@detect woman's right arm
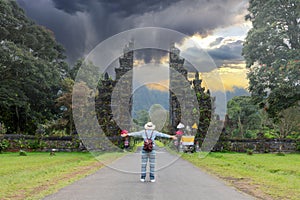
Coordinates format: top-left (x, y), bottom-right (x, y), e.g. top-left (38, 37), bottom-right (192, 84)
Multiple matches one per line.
top-left (127, 130), bottom-right (143, 137)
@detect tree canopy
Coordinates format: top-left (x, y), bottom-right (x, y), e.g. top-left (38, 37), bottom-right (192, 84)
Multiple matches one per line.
top-left (242, 0), bottom-right (300, 120)
top-left (0, 0), bottom-right (68, 134)
top-left (227, 96), bottom-right (261, 138)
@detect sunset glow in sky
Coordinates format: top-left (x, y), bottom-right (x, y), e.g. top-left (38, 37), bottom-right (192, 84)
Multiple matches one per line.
top-left (180, 20), bottom-right (252, 92)
top-left (17, 0), bottom-right (251, 93)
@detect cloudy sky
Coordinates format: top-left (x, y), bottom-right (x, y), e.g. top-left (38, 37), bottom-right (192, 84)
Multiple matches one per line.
top-left (16, 0), bottom-right (251, 93)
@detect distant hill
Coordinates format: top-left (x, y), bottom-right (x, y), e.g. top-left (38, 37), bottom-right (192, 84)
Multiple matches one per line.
top-left (226, 87), bottom-right (250, 101)
top-left (132, 86), bottom-right (169, 118)
top-left (212, 87), bottom-right (250, 119)
top-left (131, 86), bottom-right (250, 118)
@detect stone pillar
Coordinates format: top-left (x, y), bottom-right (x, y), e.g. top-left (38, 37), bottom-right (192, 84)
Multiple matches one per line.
top-left (169, 43), bottom-right (188, 133)
top-left (112, 41), bottom-right (134, 131)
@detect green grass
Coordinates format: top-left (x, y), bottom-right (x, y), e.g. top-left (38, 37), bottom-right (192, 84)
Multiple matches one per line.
top-left (182, 152), bottom-right (300, 200)
top-left (0, 152), bottom-right (124, 200)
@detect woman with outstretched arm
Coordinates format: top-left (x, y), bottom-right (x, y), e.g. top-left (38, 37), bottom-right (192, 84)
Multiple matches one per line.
top-left (121, 122), bottom-right (177, 182)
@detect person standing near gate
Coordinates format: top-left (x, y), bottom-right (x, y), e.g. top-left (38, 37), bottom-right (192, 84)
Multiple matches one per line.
top-left (175, 122), bottom-right (185, 151)
top-left (121, 122), bottom-right (176, 182)
top-left (121, 130), bottom-right (130, 151)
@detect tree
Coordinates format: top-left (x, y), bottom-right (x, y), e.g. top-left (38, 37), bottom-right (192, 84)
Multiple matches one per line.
top-left (149, 104), bottom-right (169, 132)
top-left (55, 78), bottom-right (75, 134)
top-left (54, 59), bottom-right (86, 135)
top-left (0, 0), bottom-right (68, 134)
top-left (242, 0), bottom-right (300, 120)
top-left (133, 110), bottom-right (150, 128)
top-left (227, 96), bottom-right (261, 138)
top-left (277, 105), bottom-right (300, 138)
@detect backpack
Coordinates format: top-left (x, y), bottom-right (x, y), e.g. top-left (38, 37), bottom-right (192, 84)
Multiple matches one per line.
top-left (143, 130), bottom-right (153, 152)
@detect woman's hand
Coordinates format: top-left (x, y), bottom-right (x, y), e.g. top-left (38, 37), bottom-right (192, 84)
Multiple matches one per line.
top-left (170, 135), bottom-right (177, 140)
top-left (121, 130), bottom-right (128, 137)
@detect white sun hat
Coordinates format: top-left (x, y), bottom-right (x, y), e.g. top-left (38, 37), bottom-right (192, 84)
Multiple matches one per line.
top-left (177, 123), bottom-right (185, 129)
top-left (144, 122), bottom-right (156, 130)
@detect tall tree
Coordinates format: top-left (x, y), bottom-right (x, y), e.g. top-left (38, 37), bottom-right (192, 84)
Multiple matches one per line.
top-left (227, 96), bottom-right (261, 138)
top-left (133, 110), bottom-right (150, 128)
top-left (54, 59), bottom-right (85, 135)
top-left (242, 0), bottom-right (300, 120)
top-left (0, 0), bottom-right (68, 134)
top-left (55, 77), bottom-right (75, 134)
top-left (277, 105), bottom-right (300, 138)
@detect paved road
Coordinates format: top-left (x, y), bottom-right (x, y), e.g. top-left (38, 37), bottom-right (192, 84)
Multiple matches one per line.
top-left (44, 148), bottom-right (254, 200)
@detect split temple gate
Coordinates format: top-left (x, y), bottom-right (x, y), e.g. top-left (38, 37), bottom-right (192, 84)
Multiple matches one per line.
top-left (95, 42), bottom-right (215, 148)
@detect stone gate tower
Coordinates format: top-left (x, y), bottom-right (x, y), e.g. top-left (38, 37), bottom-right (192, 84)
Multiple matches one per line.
top-left (112, 41), bottom-right (134, 131)
top-left (168, 43), bottom-right (213, 139)
top-left (169, 43), bottom-right (188, 133)
top-left (96, 41), bottom-right (134, 139)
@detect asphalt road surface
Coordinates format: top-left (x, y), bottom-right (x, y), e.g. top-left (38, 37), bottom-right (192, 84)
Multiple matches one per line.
top-left (44, 148), bottom-right (254, 200)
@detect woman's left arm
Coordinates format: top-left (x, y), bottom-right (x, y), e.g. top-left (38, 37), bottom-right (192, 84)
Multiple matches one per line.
top-left (155, 131), bottom-right (176, 139)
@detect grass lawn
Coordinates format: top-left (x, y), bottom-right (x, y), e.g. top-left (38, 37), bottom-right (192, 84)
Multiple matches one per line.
top-left (0, 152), bottom-right (124, 200)
top-left (182, 152), bottom-right (300, 200)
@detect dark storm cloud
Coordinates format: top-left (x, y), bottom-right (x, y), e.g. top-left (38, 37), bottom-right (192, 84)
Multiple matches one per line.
top-left (129, 0), bottom-right (248, 35)
top-left (51, 0), bottom-right (88, 14)
top-left (52, 0), bottom-right (181, 17)
top-left (207, 40), bottom-right (244, 62)
top-left (16, 0), bottom-right (97, 64)
top-left (16, 0), bottom-right (248, 65)
top-left (181, 46), bottom-right (217, 72)
top-left (209, 37), bottom-right (224, 47)
top-left (181, 39), bottom-right (244, 70)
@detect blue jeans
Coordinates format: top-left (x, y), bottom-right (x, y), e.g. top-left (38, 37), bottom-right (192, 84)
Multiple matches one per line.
top-left (141, 149), bottom-right (156, 179)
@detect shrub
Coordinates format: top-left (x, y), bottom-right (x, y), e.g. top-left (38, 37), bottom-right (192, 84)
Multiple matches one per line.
top-left (28, 140), bottom-right (40, 150)
top-left (296, 141), bottom-right (300, 152)
top-left (220, 141), bottom-right (231, 152)
top-left (264, 129), bottom-right (279, 139)
top-left (19, 150), bottom-right (27, 156)
top-left (18, 139), bottom-right (27, 149)
top-left (0, 139), bottom-right (10, 153)
top-left (0, 123), bottom-right (7, 134)
top-left (246, 149), bottom-right (254, 155)
top-left (27, 139), bottom-right (47, 150)
top-left (244, 130), bottom-right (258, 139)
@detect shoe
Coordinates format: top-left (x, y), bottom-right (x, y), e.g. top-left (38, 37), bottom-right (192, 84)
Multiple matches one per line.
top-left (140, 178), bottom-right (145, 182)
top-left (150, 179), bottom-right (156, 183)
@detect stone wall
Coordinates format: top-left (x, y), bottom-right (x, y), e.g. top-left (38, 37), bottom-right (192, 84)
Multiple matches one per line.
top-left (0, 134), bottom-right (83, 152)
top-left (0, 134), bottom-right (128, 152)
top-left (2, 135), bottom-right (299, 153)
top-left (213, 138), bottom-right (300, 153)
